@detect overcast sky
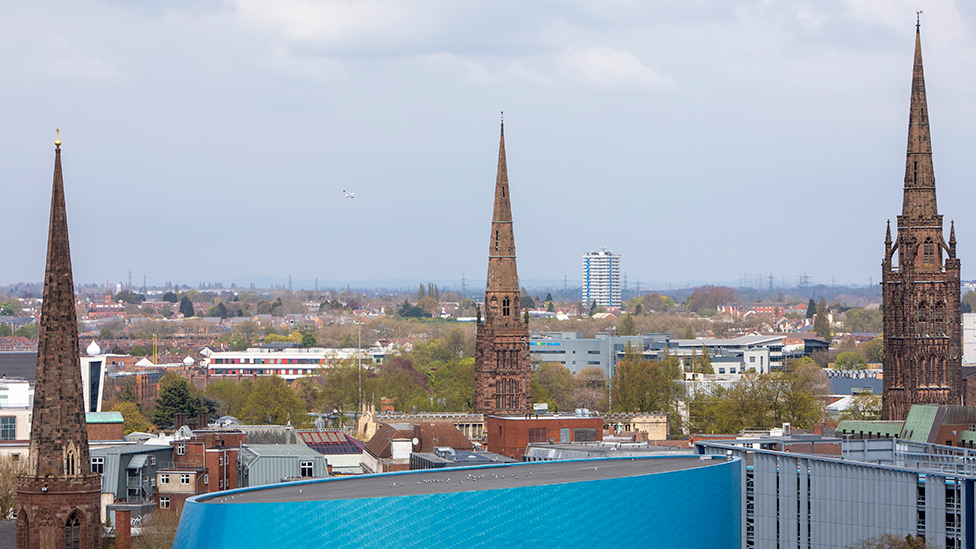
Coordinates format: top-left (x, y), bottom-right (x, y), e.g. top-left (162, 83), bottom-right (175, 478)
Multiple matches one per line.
top-left (2, 1), bottom-right (975, 292)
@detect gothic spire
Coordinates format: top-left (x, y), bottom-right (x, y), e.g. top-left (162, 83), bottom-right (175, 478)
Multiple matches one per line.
top-left (28, 135), bottom-right (91, 478)
top-left (486, 114), bottom-right (519, 294)
top-left (901, 24), bottom-right (938, 220)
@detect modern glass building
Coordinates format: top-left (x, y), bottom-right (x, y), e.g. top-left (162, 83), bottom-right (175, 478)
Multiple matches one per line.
top-left (582, 248), bottom-right (621, 309)
top-left (173, 456), bottom-right (741, 549)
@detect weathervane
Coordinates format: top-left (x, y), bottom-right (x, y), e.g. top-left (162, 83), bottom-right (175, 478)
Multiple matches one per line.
top-left (55, 127), bottom-right (60, 148)
top-left (917, 10), bottom-right (923, 30)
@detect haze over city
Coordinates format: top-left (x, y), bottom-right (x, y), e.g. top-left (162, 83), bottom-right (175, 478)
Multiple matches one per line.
top-left (2, 1), bottom-right (975, 290)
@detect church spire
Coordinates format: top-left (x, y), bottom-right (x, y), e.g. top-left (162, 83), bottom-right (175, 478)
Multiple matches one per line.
top-left (28, 135), bottom-right (91, 479)
top-left (486, 113), bottom-right (519, 294)
top-left (901, 22), bottom-right (938, 219)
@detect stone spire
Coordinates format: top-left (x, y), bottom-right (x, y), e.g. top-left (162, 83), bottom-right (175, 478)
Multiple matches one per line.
top-left (27, 137), bottom-right (91, 478)
top-left (486, 115), bottom-right (519, 295)
top-left (901, 25), bottom-right (938, 220)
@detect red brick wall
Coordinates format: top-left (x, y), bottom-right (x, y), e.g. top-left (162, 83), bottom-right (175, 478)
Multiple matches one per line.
top-left (87, 422), bottom-right (124, 442)
top-left (204, 448), bottom-right (239, 492)
top-left (486, 416), bottom-right (604, 460)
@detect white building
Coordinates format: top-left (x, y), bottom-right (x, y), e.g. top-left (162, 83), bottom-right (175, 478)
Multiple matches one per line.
top-left (582, 248), bottom-right (621, 309)
top-left (964, 313), bottom-right (976, 365)
top-left (207, 346), bottom-right (390, 381)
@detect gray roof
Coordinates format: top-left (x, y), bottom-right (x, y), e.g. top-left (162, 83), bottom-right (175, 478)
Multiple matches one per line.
top-left (0, 352), bottom-right (37, 381)
top-left (242, 444), bottom-right (322, 458)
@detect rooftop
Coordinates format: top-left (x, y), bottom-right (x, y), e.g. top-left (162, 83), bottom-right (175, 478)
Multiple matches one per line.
top-left (203, 456), bottom-right (717, 503)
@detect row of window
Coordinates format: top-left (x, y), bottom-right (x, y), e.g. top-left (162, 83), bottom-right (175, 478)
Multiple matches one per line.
top-left (211, 368), bottom-right (315, 376)
top-left (214, 358), bottom-right (327, 365)
top-left (159, 473), bottom-right (192, 485)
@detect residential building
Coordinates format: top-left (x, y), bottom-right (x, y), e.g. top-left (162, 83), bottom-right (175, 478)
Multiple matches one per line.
top-left (297, 429), bottom-right (365, 474)
top-left (581, 247), bottom-right (621, 309)
top-left (206, 346), bottom-right (378, 381)
top-left (882, 24), bottom-right (963, 420)
top-left (90, 444), bottom-right (174, 524)
top-left (474, 119), bottom-right (531, 415)
top-left (361, 422), bottom-right (474, 474)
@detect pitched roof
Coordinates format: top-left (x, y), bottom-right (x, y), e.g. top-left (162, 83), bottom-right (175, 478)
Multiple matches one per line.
top-left (362, 422), bottom-right (473, 459)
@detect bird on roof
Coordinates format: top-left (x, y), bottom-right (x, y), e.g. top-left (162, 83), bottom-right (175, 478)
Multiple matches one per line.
top-left (343, 190), bottom-right (355, 199)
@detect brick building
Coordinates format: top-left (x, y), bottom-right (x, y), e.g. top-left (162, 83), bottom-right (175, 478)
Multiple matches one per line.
top-left (486, 415), bottom-right (604, 460)
top-left (474, 118), bottom-right (531, 415)
top-left (882, 25), bottom-right (962, 420)
top-left (156, 428), bottom-right (243, 513)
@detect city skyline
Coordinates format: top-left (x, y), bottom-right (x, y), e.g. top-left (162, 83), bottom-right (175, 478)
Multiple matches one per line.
top-left (2, 2), bottom-right (975, 288)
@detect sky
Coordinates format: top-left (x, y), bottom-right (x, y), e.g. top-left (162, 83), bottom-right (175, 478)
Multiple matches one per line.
top-left (2, 0), bottom-right (976, 292)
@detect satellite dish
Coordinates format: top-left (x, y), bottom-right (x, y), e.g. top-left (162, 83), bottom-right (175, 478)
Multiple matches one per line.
top-left (412, 437), bottom-right (419, 446)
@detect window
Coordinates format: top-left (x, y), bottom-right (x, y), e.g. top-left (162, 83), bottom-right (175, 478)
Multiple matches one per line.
top-left (218, 455), bottom-right (223, 466)
top-left (923, 238), bottom-right (935, 265)
top-left (150, 456), bottom-right (156, 466)
top-left (502, 297), bottom-right (511, 317)
top-left (177, 443), bottom-right (185, 456)
top-left (91, 457), bottom-right (104, 474)
top-left (0, 417), bottom-right (15, 440)
top-left (527, 428), bottom-right (548, 443)
top-left (300, 461), bottom-right (314, 477)
top-left (204, 474), bottom-right (209, 485)
top-left (160, 497), bottom-right (170, 510)
top-left (160, 474), bottom-right (170, 485)
top-left (749, 356), bottom-right (756, 363)
top-left (219, 478), bottom-right (224, 489)
top-left (180, 474), bottom-right (190, 485)
top-left (65, 515), bottom-right (80, 549)
top-left (11, 453), bottom-right (19, 462)
top-left (574, 428), bottom-right (597, 442)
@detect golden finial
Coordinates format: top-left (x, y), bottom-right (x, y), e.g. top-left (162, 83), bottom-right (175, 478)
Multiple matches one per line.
top-left (55, 127), bottom-right (61, 148)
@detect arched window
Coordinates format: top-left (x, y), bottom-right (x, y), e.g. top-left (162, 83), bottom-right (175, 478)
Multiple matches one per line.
top-left (65, 513), bottom-right (80, 549)
top-left (917, 301), bottom-right (929, 336)
top-left (934, 301), bottom-right (946, 336)
top-left (923, 238), bottom-right (935, 265)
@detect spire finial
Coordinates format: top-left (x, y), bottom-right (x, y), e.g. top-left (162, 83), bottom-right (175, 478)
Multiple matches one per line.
top-left (55, 127), bottom-right (61, 148)
top-left (917, 10), bottom-right (922, 31)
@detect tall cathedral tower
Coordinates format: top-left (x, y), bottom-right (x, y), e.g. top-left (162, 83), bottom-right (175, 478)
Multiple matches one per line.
top-left (882, 23), bottom-right (962, 421)
top-left (475, 118), bottom-right (531, 415)
top-left (17, 135), bottom-right (102, 549)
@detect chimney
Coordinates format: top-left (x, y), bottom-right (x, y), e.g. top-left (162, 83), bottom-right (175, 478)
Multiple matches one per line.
top-left (116, 509), bottom-right (132, 549)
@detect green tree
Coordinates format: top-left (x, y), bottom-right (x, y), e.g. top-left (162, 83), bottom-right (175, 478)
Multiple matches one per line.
top-left (151, 374), bottom-right (206, 427)
top-left (863, 336), bottom-right (884, 363)
top-left (533, 362), bottom-right (576, 412)
top-left (697, 345), bottom-right (713, 374)
top-left (814, 298), bottom-right (832, 343)
top-left (205, 379), bottom-right (252, 418)
top-left (520, 287), bottom-right (535, 309)
top-left (241, 375), bottom-right (309, 426)
top-left (161, 292), bottom-right (178, 303)
top-left (840, 393), bottom-right (882, 421)
top-left (110, 401), bottom-right (155, 434)
top-left (846, 534), bottom-right (933, 549)
top-left (417, 284), bottom-right (426, 301)
top-left (835, 351), bottom-right (868, 370)
top-left (418, 296), bottom-right (440, 316)
top-left (432, 358), bottom-right (475, 412)
top-left (15, 323), bottom-right (38, 339)
top-left (114, 289), bottom-right (145, 304)
top-left (684, 325), bottom-right (695, 339)
top-left (963, 290), bottom-right (976, 314)
top-left (179, 296), bottom-right (195, 318)
top-left (0, 324), bottom-right (11, 337)
top-left (545, 292), bottom-right (553, 302)
top-left (301, 332), bottom-right (317, 348)
top-left (612, 344), bottom-right (683, 415)
top-left (618, 313), bottom-right (637, 336)
top-left (0, 302), bottom-right (18, 316)
top-left (806, 298), bottom-right (817, 319)
top-left (130, 345), bottom-right (148, 356)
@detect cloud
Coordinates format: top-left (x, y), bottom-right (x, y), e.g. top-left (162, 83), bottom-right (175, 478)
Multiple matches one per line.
top-left (556, 47), bottom-right (675, 91)
top-left (259, 44), bottom-right (347, 82)
top-left (420, 53), bottom-right (549, 86)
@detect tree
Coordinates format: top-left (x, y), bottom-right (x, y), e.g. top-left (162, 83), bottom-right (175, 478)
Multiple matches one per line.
top-left (0, 454), bottom-right (26, 519)
top-left (835, 351), bottom-right (868, 370)
top-left (697, 345), bottom-right (713, 374)
top-left (863, 336), bottom-right (884, 363)
top-left (161, 291), bottom-right (178, 303)
top-left (612, 344), bottom-right (683, 415)
top-left (806, 298), bottom-right (817, 319)
top-left (417, 284), bottom-right (426, 301)
top-left (179, 296), bottom-right (195, 318)
top-left (840, 393), bottom-right (882, 421)
top-left (618, 313), bottom-right (637, 336)
top-left (152, 374), bottom-right (206, 427)
top-left (532, 362), bottom-right (576, 412)
top-left (115, 289), bottom-right (145, 304)
top-left (520, 287), bottom-right (535, 309)
top-left (0, 324), bottom-right (10, 337)
top-left (110, 401), bottom-right (155, 434)
top-left (963, 290), bottom-right (976, 314)
top-left (814, 298), bottom-right (832, 343)
top-left (301, 332), bottom-right (317, 348)
top-left (130, 345), bottom-right (148, 356)
top-left (688, 285), bottom-right (738, 313)
top-left (846, 534), bottom-right (934, 549)
top-left (418, 296), bottom-right (440, 316)
top-left (15, 323), bottom-right (38, 339)
top-left (133, 510), bottom-right (182, 549)
top-left (545, 292), bottom-right (553, 303)
top-left (241, 375), bottom-right (309, 426)
top-left (0, 302), bottom-right (18, 316)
